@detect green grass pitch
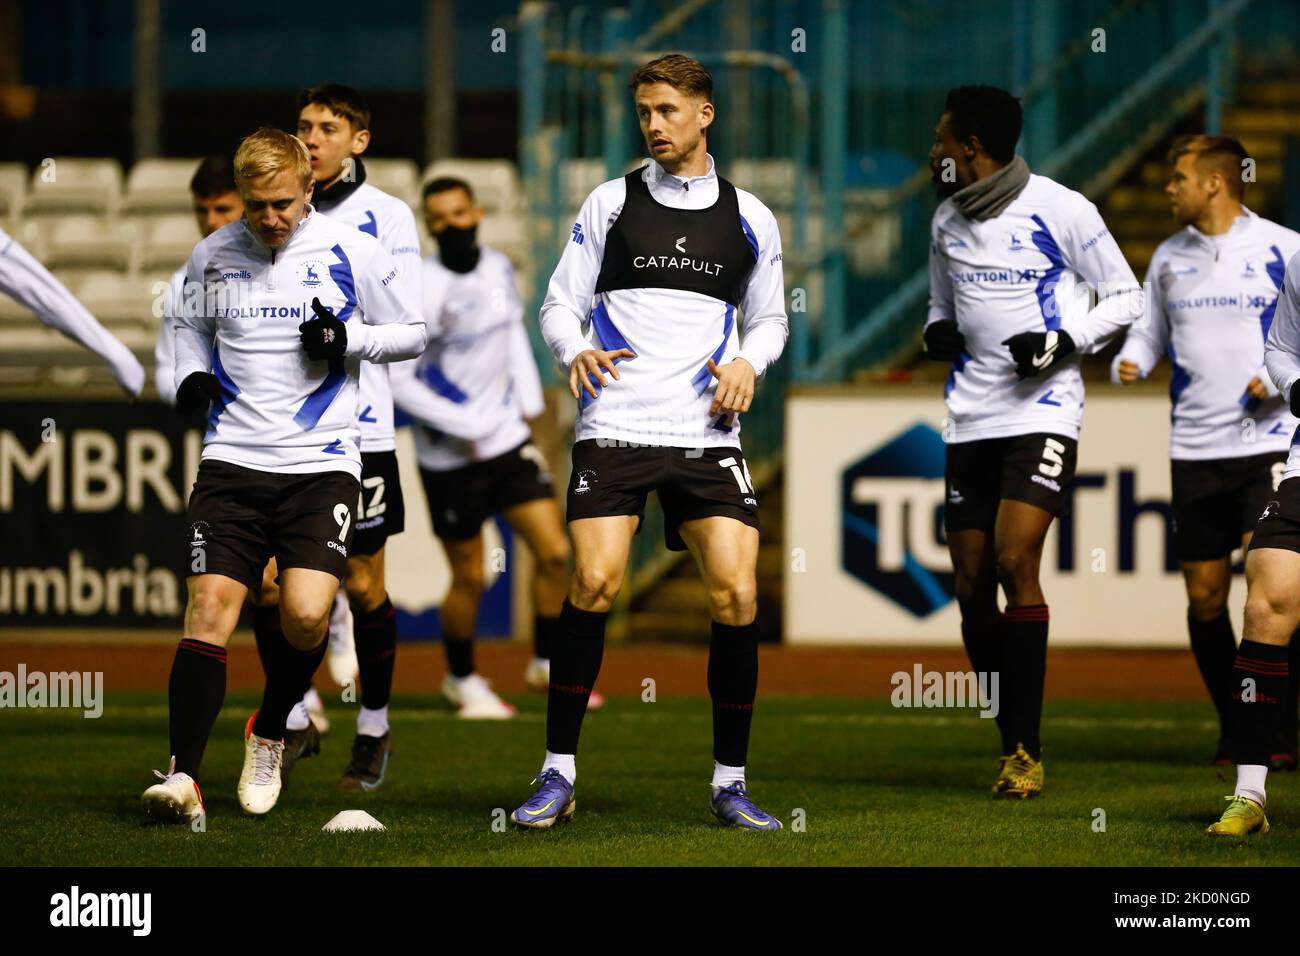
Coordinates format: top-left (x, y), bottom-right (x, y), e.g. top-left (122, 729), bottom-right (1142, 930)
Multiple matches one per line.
top-left (2, 693), bottom-right (1295, 866)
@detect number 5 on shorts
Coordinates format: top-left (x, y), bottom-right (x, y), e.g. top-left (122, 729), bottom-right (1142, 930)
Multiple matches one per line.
top-left (1039, 438), bottom-right (1066, 478)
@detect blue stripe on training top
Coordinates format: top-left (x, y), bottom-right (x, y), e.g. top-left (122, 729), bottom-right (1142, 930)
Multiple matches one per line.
top-left (419, 363), bottom-right (469, 403)
top-left (692, 304), bottom-right (736, 396)
top-left (581, 300), bottom-right (632, 409)
top-left (1238, 245), bottom-right (1287, 410)
top-left (206, 344), bottom-right (240, 435)
top-left (1261, 244), bottom-right (1287, 338)
top-left (327, 243), bottom-right (357, 322)
top-left (1167, 341), bottom-right (1191, 411)
top-left (1029, 214), bottom-right (1065, 331)
top-left (739, 215), bottom-right (759, 261)
top-left (293, 244), bottom-right (358, 430)
top-left (944, 349), bottom-right (970, 399)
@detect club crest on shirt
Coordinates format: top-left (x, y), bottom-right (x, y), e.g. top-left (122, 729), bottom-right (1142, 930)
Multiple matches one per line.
top-left (1006, 230), bottom-right (1026, 252)
top-left (1241, 259), bottom-right (1257, 279)
top-left (298, 260), bottom-right (325, 288)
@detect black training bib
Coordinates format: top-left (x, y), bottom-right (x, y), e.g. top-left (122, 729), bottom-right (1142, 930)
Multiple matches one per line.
top-left (594, 168), bottom-right (758, 306)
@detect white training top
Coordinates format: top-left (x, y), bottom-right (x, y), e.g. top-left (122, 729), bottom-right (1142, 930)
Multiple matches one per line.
top-left (0, 226), bottom-right (145, 396)
top-left (539, 154), bottom-right (788, 449)
top-left (1113, 207), bottom-right (1300, 460)
top-left (170, 206), bottom-right (427, 479)
top-left (390, 245), bottom-right (543, 471)
top-left (927, 173), bottom-right (1143, 443)
top-left (1262, 248), bottom-right (1300, 481)
top-left (313, 179), bottom-right (423, 453)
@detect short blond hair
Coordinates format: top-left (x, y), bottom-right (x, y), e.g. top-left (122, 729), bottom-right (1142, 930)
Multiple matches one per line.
top-left (234, 127), bottom-right (313, 189)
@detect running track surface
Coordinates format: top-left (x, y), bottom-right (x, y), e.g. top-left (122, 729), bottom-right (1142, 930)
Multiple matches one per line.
top-left (0, 639), bottom-right (1209, 701)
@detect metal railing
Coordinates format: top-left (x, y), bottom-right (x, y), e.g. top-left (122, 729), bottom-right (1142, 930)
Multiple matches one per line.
top-left (809, 0), bottom-right (1257, 381)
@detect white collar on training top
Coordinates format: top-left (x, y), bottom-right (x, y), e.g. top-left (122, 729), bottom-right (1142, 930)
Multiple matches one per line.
top-left (646, 152), bottom-right (717, 191)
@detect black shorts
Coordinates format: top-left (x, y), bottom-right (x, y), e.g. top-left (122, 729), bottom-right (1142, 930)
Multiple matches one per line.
top-left (420, 441), bottom-right (555, 542)
top-left (352, 450), bottom-right (405, 556)
top-left (566, 439), bottom-right (761, 552)
top-left (1246, 473), bottom-right (1300, 556)
top-left (185, 459), bottom-right (360, 591)
top-left (944, 432), bottom-right (1078, 534)
top-left (1172, 452), bottom-right (1286, 561)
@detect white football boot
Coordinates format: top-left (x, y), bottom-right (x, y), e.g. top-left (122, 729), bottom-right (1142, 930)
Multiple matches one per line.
top-left (523, 657), bottom-right (605, 710)
top-left (327, 590), bottom-right (358, 687)
top-left (141, 757), bottom-right (205, 824)
top-left (443, 673), bottom-right (517, 720)
top-left (237, 714), bottom-right (285, 815)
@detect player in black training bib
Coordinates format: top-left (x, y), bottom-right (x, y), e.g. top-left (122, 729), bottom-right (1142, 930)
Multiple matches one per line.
top-left (510, 54), bottom-right (790, 831)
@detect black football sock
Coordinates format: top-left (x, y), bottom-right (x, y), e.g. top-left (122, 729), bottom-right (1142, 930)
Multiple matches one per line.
top-left (251, 604), bottom-right (284, 679)
top-left (534, 613), bottom-right (561, 661)
top-left (443, 635), bottom-right (475, 679)
top-left (708, 620), bottom-right (759, 768)
top-left (253, 637), bottom-right (328, 741)
top-left (355, 596), bottom-right (396, 711)
top-left (545, 600), bottom-right (606, 755)
top-left (1230, 639), bottom-right (1289, 766)
top-left (959, 608), bottom-right (1011, 754)
top-left (1002, 604), bottom-right (1049, 761)
top-left (169, 638), bottom-right (228, 781)
top-left (1187, 609), bottom-right (1237, 737)
top-left (1283, 634), bottom-right (1300, 744)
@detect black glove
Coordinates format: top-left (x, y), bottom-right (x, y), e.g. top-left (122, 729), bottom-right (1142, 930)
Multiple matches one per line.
top-left (175, 371), bottom-right (221, 414)
top-left (1002, 329), bottom-right (1076, 380)
top-left (299, 297), bottom-right (348, 361)
top-left (923, 319), bottom-right (966, 362)
top-left (1290, 386), bottom-right (1300, 419)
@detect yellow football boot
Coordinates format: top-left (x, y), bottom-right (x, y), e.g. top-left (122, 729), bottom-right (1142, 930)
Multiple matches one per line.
top-left (1206, 796), bottom-right (1269, 837)
top-left (993, 744), bottom-right (1043, 799)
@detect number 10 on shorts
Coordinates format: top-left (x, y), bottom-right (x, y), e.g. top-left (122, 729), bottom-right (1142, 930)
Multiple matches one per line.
top-left (719, 456), bottom-right (755, 497)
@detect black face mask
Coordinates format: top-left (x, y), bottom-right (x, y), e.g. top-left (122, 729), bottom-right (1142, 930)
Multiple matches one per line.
top-left (435, 223), bottom-right (480, 273)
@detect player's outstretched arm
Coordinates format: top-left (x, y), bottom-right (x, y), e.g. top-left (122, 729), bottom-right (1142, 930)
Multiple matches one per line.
top-left (507, 297), bottom-right (547, 419)
top-left (345, 245), bottom-right (428, 363)
top-left (924, 226), bottom-right (964, 362)
top-left (540, 183), bottom-right (618, 373)
top-left (1111, 255), bottom-right (1169, 385)
top-left (172, 254), bottom-right (218, 401)
top-left (735, 200), bottom-right (788, 380)
top-left (1057, 201), bottom-right (1143, 355)
top-left (154, 272), bottom-right (183, 405)
top-left (388, 357), bottom-right (497, 442)
top-left (0, 227), bottom-right (145, 397)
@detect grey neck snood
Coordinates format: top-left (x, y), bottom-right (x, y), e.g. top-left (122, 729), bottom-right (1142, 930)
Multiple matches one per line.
top-left (951, 155), bottom-right (1031, 222)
